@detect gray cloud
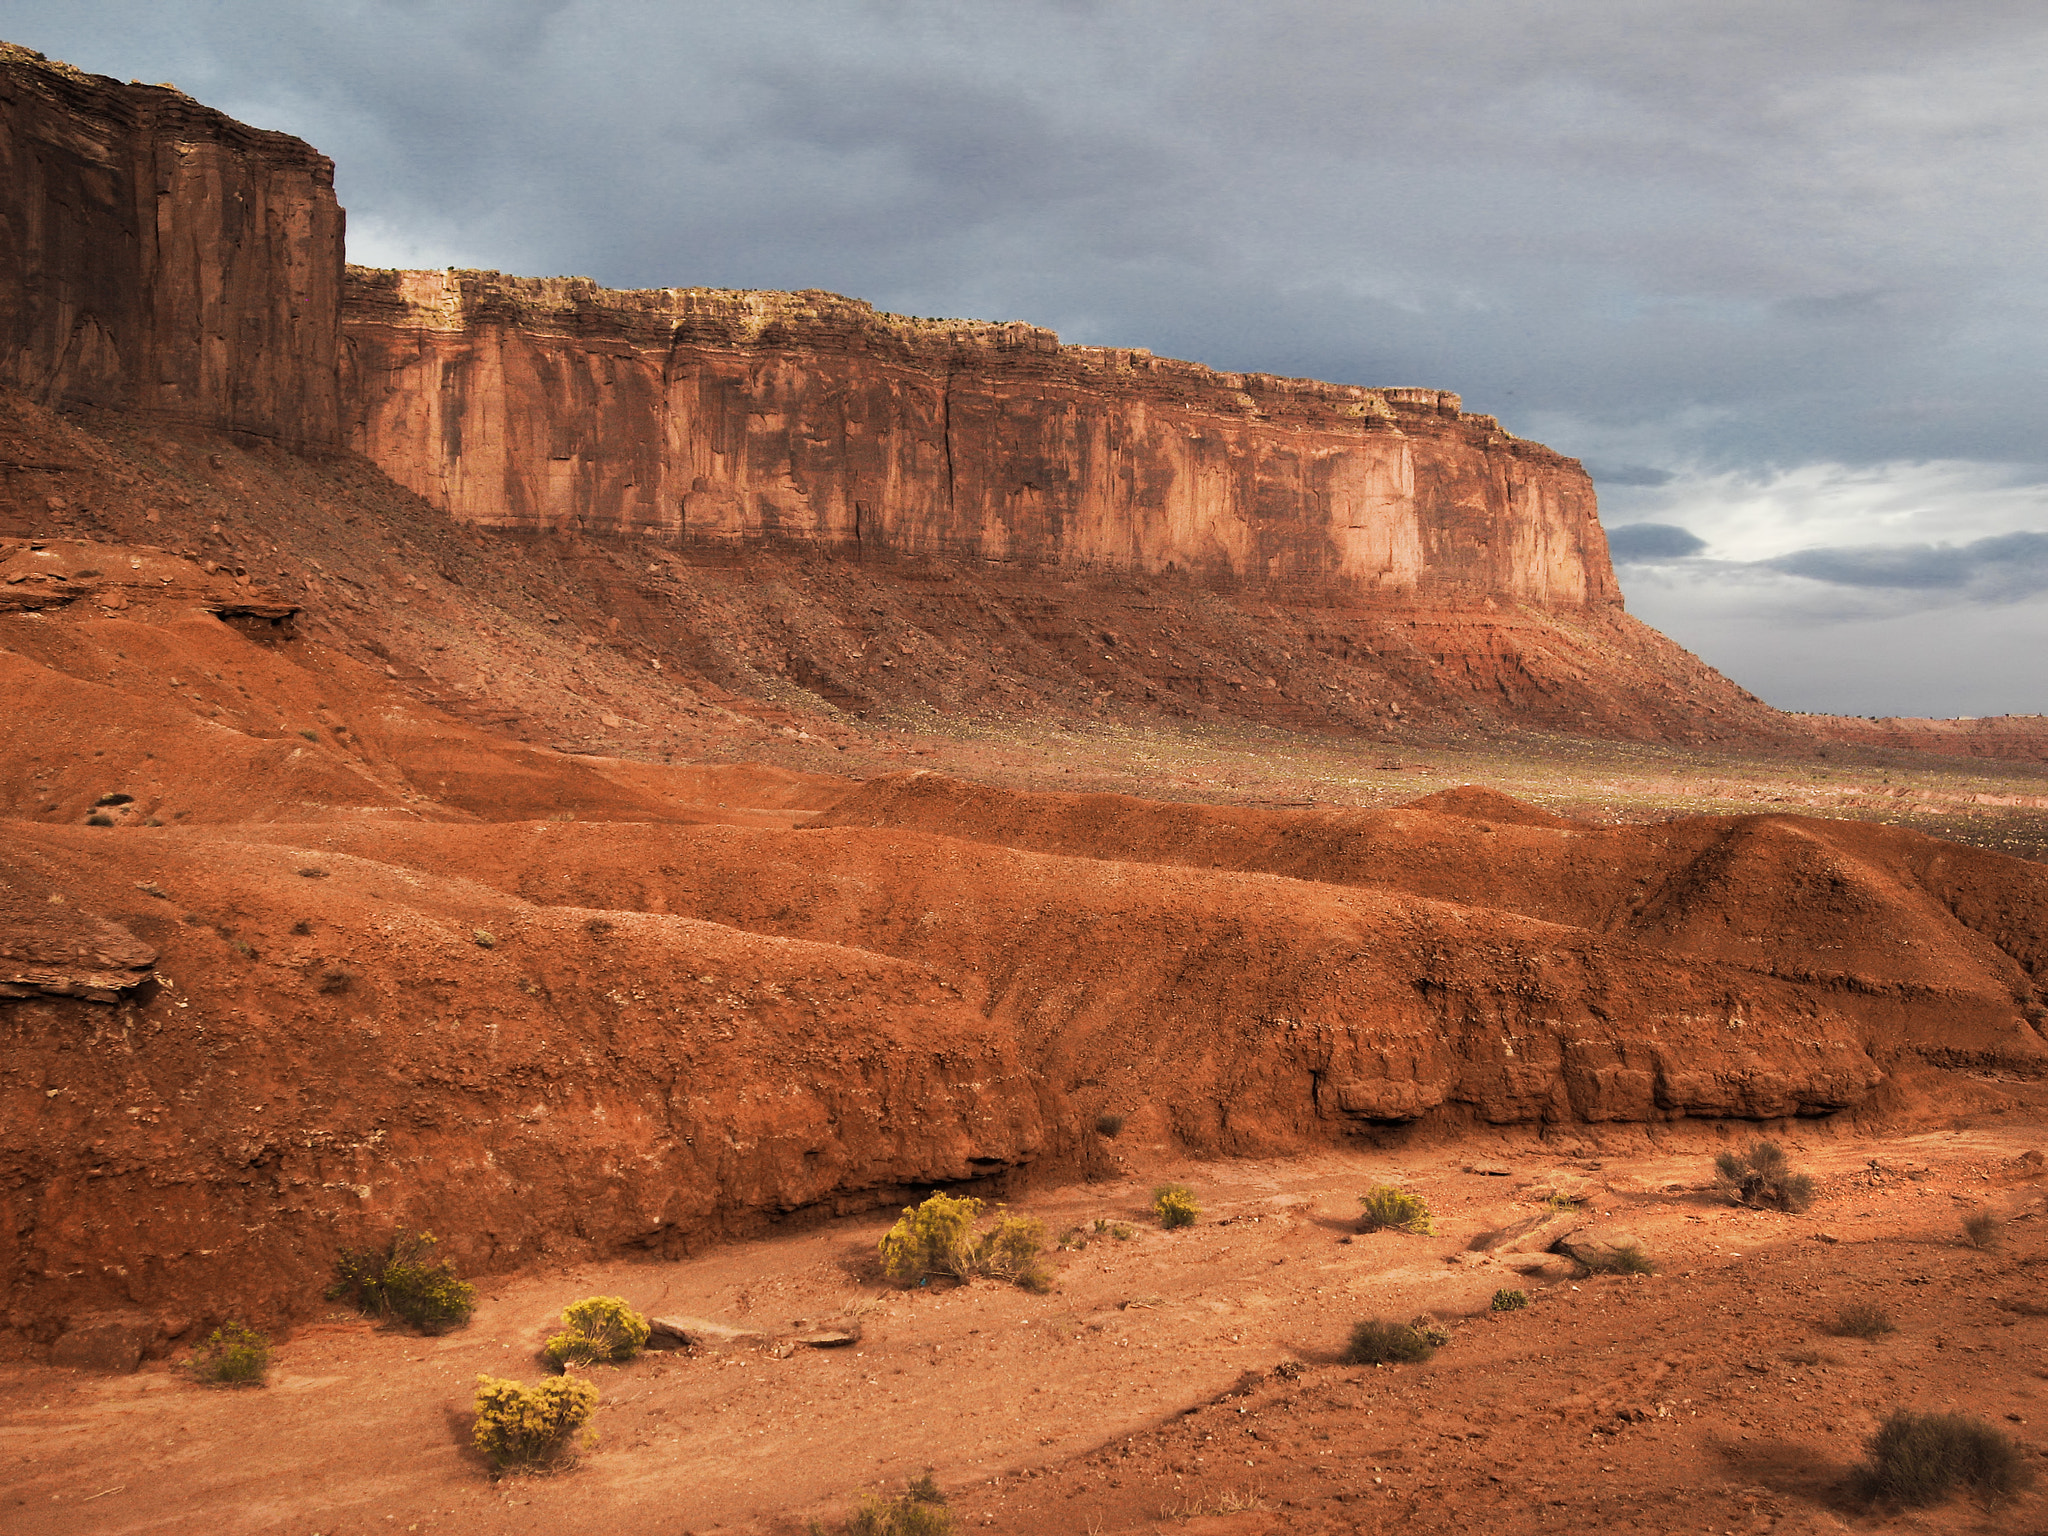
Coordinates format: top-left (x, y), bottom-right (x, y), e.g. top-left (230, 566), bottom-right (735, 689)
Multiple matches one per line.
top-left (1761, 530), bottom-right (2048, 597)
top-left (1608, 524), bottom-right (1710, 562)
top-left (1586, 464), bottom-right (1678, 488)
top-left (9, 0), bottom-right (2048, 714)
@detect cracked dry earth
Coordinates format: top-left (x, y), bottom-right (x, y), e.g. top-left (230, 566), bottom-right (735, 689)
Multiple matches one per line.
top-left (5, 1123), bottom-right (2047, 1536)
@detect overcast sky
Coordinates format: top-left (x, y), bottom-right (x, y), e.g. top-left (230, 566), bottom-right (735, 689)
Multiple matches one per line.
top-left (12, 1), bottom-right (2047, 717)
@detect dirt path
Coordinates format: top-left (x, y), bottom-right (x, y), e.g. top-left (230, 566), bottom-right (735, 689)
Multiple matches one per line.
top-left (4, 1122), bottom-right (2044, 1535)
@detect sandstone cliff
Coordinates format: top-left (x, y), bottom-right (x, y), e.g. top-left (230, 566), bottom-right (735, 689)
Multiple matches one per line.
top-left (0, 44), bottom-right (342, 449)
top-left (343, 268), bottom-right (1618, 611)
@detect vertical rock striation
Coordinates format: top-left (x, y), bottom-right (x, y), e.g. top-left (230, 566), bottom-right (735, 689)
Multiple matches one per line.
top-left (0, 44), bottom-right (342, 449)
top-left (343, 269), bottom-right (1620, 612)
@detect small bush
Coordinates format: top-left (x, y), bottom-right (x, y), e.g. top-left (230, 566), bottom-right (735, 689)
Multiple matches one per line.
top-left (1094, 1113), bottom-right (1125, 1138)
top-left (979, 1213), bottom-right (1052, 1292)
top-left (1962, 1211), bottom-right (2004, 1250)
top-left (1713, 1139), bottom-right (1815, 1213)
top-left (1854, 1409), bottom-right (2034, 1508)
top-left (191, 1320), bottom-right (269, 1385)
top-left (328, 1230), bottom-right (476, 1334)
top-left (1357, 1184), bottom-right (1435, 1235)
top-left (471, 1373), bottom-right (598, 1472)
top-left (877, 1194), bottom-right (1050, 1290)
top-left (842, 1473), bottom-right (955, 1536)
top-left (879, 1192), bottom-right (981, 1281)
top-left (1152, 1183), bottom-right (1200, 1229)
top-left (1092, 1219), bottom-right (1135, 1240)
top-left (1343, 1318), bottom-right (1436, 1365)
top-left (1491, 1288), bottom-right (1528, 1312)
top-left (1579, 1243), bottom-right (1657, 1276)
top-left (544, 1296), bottom-right (650, 1369)
top-left (1826, 1302), bottom-right (1896, 1340)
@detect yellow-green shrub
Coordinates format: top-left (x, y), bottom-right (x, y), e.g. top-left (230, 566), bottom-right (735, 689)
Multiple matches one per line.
top-left (1358, 1185), bottom-right (1435, 1235)
top-left (842, 1473), bottom-right (955, 1535)
top-left (544, 1295), bottom-right (650, 1369)
top-left (1152, 1183), bottom-right (1200, 1229)
top-left (879, 1192), bottom-right (984, 1281)
top-left (877, 1194), bottom-right (1051, 1290)
top-left (192, 1320), bottom-right (269, 1386)
top-left (328, 1230), bottom-right (475, 1334)
top-left (471, 1373), bottom-right (599, 1471)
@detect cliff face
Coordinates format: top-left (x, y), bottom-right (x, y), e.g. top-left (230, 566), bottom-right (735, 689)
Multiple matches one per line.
top-left (0, 44), bottom-right (342, 449)
top-left (343, 269), bottom-right (1619, 612)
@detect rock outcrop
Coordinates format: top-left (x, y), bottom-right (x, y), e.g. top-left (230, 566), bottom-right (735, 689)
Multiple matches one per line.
top-left (343, 269), bottom-right (1618, 611)
top-left (0, 44), bottom-right (342, 449)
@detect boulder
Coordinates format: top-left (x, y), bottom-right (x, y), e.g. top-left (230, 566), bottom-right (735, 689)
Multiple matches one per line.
top-left (49, 1312), bottom-right (157, 1373)
top-left (1467, 1210), bottom-right (1576, 1254)
top-left (1550, 1226), bottom-right (1649, 1270)
top-left (644, 1315), bottom-right (769, 1351)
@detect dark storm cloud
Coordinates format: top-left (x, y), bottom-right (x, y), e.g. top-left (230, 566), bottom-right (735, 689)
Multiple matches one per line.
top-left (1586, 465), bottom-right (1678, 488)
top-left (8, 0), bottom-right (2048, 713)
top-left (1608, 524), bottom-right (1709, 562)
top-left (1761, 530), bottom-right (2048, 597)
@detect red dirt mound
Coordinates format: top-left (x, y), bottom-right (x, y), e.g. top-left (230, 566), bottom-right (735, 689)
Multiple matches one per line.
top-left (1403, 783), bottom-right (1584, 827)
top-left (210, 816), bottom-right (1889, 1140)
top-left (814, 771), bottom-right (2048, 1063)
top-left (0, 820), bottom-right (1040, 1352)
top-left (0, 545), bottom-right (853, 827)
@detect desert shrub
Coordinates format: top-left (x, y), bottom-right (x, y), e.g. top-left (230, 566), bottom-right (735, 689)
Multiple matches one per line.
top-left (191, 1320), bottom-right (269, 1386)
top-left (1713, 1139), bottom-right (1815, 1213)
top-left (1962, 1211), bottom-right (2004, 1250)
top-left (1342, 1318), bottom-right (1436, 1365)
top-left (1543, 1192), bottom-right (1587, 1213)
top-left (841, 1473), bottom-right (955, 1536)
top-left (1853, 1410), bottom-right (2034, 1507)
top-left (877, 1195), bottom-right (1050, 1290)
top-left (879, 1192), bottom-right (981, 1281)
top-left (979, 1213), bottom-right (1053, 1291)
top-left (1826, 1302), bottom-right (1896, 1340)
top-left (328, 1230), bottom-right (476, 1334)
top-left (1093, 1219), bottom-right (1135, 1240)
top-left (544, 1296), bottom-right (650, 1369)
top-left (1490, 1288), bottom-right (1529, 1312)
top-left (1357, 1184), bottom-right (1435, 1235)
top-left (1094, 1113), bottom-right (1125, 1138)
top-left (471, 1373), bottom-right (599, 1472)
top-left (1579, 1243), bottom-right (1657, 1276)
top-left (1152, 1183), bottom-right (1201, 1229)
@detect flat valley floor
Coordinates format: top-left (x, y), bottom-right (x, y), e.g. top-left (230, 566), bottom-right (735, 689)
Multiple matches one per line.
top-left (6, 1114), bottom-right (2045, 1536)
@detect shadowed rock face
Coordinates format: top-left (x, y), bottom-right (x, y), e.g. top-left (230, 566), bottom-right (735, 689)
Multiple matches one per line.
top-left (342, 269), bottom-right (1620, 612)
top-left (0, 46), bottom-right (343, 449)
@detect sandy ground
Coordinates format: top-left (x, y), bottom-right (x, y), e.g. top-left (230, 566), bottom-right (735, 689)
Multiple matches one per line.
top-left (5, 1117), bottom-right (2045, 1536)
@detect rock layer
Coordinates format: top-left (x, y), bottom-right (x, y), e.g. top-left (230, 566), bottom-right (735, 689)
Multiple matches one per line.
top-left (342, 269), bottom-right (1618, 611)
top-left (0, 45), bottom-right (342, 449)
